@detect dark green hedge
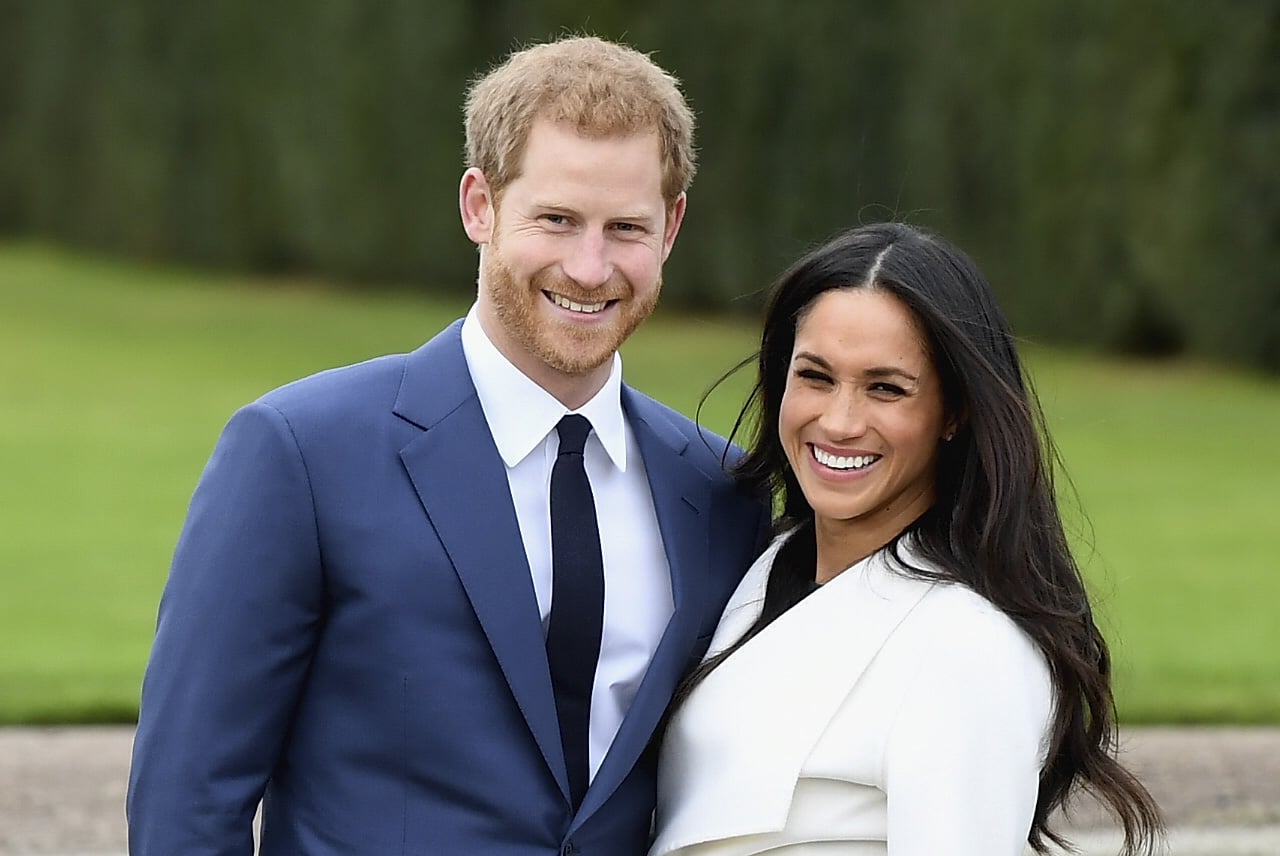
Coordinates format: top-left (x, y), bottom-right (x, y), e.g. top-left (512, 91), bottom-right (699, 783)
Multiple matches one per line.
top-left (2, 0), bottom-right (1276, 370)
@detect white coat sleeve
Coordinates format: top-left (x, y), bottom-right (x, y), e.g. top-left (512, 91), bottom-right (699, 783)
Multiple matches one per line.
top-left (881, 596), bottom-right (1054, 856)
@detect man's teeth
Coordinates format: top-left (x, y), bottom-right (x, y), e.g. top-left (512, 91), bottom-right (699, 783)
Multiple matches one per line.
top-left (813, 447), bottom-right (879, 470)
top-left (550, 293), bottom-right (608, 314)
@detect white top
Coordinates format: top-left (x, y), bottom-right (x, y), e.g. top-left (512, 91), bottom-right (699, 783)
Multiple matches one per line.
top-left (460, 307), bottom-right (673, 779)
top-left (650, 534), bottom-right (1053, 856)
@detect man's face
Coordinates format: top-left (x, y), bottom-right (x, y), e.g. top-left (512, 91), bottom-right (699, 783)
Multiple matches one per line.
top-left (461, 120), bottom-right (685, 400)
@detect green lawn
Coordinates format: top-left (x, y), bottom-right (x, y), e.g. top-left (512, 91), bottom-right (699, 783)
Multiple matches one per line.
top-left (1032, 353), bottom-right (1280, 721)
top-left (2, 243), bottom-right (1277, 723)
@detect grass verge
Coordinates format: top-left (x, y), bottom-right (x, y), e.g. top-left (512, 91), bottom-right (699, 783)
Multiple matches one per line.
top-left (2, 243), bottom-right (1276, 723)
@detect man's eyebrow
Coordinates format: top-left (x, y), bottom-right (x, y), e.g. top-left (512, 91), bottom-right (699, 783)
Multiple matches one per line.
top-left (528, 200), bottom-right (657, 218)
top-left (612, 211), bottom-right (659, 221)
top-left (529, 200), bottom-right (576, 212)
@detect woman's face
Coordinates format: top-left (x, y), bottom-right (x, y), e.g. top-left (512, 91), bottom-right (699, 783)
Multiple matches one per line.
top-left (779, 288), bottom-right (951, 544)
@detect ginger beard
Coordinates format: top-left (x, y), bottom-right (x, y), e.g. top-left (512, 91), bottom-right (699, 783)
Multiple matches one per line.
top-left (481, 236), bottom-right (662, 377)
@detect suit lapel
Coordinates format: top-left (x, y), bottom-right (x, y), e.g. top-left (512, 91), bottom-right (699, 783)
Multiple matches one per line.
top-left (394, 322), bottom-right (568, 799)
top-left (576, 388), bottom-right (712, 822)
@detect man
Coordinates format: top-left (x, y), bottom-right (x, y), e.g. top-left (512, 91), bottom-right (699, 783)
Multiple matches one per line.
top-left (127, 35), bottom-right (768, 856)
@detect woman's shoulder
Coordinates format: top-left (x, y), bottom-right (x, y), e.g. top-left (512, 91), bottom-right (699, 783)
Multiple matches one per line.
top-left (881, 547), bottom-right (1044, 668)
top-left (877, 556), bottom-right (1053, 755)
top-left (929, 584), bottom-right (1035, 647)
top-left (902, 589), bottom-right (1049, 701)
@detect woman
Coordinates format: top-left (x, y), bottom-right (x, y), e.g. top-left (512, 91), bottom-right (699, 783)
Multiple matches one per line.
top-left (650, 223), bottom-right (1162, 856)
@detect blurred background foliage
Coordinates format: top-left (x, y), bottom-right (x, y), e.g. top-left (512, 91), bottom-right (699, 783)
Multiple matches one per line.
top-left (0, 0), bottom-right (1277, 371)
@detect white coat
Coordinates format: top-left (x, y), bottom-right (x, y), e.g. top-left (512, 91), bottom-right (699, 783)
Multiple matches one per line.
top-left (650, 534), bottom-right (1054, 856)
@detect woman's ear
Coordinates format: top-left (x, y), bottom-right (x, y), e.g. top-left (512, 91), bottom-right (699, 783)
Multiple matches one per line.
top-left (942, 410), bottom-right (967, 442)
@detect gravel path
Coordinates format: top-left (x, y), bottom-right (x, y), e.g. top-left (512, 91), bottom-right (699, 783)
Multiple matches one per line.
top-left (1, 725), bottom-right (1278, 854)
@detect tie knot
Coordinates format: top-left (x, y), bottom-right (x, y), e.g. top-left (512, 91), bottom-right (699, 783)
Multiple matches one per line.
top-left (556, 414), bottom-right (593, 457)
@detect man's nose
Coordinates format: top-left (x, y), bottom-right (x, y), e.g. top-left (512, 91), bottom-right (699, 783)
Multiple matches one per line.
top-left (561, 231), bottom-right (613, 289)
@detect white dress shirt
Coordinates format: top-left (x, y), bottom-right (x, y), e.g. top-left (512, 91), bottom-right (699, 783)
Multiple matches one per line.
top-left (460, 307), bottom-right (673, 780)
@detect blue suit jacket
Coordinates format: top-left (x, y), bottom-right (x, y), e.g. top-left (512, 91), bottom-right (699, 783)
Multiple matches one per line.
top-left (127, 320), bottom-right (768, 856)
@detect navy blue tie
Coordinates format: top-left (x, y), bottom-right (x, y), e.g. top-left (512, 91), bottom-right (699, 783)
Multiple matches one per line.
top-left (546, 414), bottom-right (605, 810)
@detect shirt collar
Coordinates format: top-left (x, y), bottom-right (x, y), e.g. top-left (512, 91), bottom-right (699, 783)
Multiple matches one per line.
top-left (460, 305), bottom-right (628, 471)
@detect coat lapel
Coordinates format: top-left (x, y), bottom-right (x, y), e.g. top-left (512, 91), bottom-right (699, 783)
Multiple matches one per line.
top-left (651, 540), bottom-right (936, 854)
top-left (575, 388), bottom-right (713, 823)
top-left (393, 322), bottom-right (568, 799)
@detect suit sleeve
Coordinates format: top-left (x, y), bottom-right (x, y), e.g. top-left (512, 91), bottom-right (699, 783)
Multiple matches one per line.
top-left (127, 401), bottom-right (326, 856)
top-left (881, 601), bottom-right (1053, 856)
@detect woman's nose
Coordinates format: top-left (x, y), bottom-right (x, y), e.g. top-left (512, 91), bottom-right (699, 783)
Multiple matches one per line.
top-left (817, 391), bottom-right (866, 440)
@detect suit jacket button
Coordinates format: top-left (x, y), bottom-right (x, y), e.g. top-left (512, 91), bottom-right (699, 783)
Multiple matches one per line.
top-left (561, 843), bottom-right (576, 856)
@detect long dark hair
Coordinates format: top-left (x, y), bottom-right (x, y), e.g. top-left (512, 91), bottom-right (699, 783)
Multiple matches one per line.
top-left (683, 223), bottom-right (1162, 855)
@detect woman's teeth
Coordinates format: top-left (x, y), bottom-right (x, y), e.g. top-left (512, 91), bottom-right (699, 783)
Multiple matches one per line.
top-left (813, 447), bottom-right (879, 470)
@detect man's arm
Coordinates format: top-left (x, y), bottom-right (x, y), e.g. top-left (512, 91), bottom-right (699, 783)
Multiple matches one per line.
top-left (127, 401), bottom-right (326, 856)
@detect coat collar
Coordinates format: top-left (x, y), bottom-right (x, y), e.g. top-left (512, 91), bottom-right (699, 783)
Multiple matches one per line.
top-left (650, 535), bottom-right (937, 855)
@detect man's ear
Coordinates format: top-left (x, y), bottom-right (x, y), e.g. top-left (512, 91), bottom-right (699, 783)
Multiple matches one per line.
top-left (459, 167), bottom-right (495, 245)
top-left (660, 192), bottom-right (687, 262)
